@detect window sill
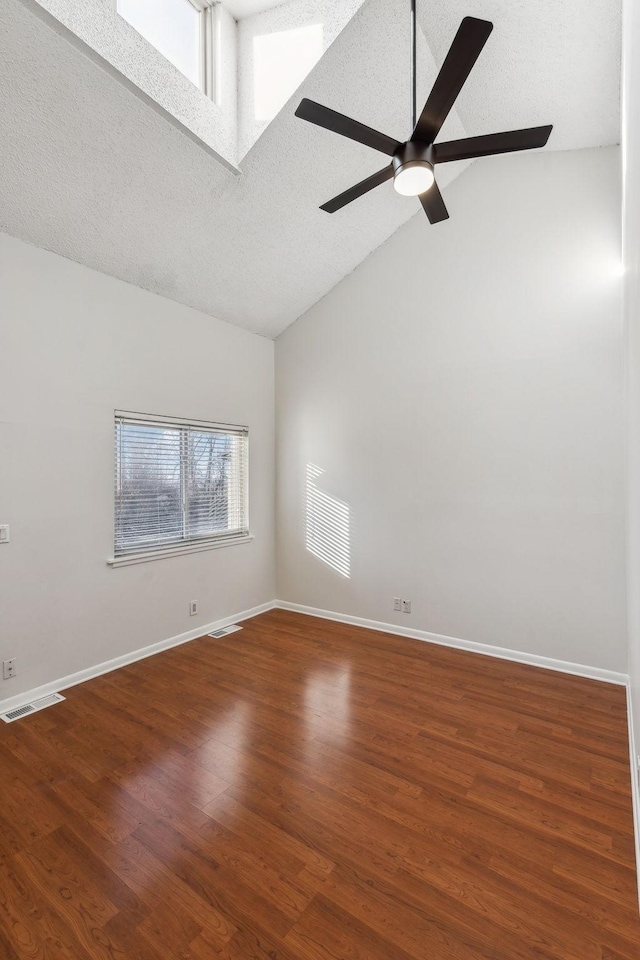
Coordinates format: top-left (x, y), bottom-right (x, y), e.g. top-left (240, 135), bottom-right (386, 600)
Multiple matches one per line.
top-left (107, 534), bottom-right (254, 567)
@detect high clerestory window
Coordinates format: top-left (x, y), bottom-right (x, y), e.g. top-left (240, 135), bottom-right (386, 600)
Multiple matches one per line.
top-left (116, 0), bottom-right (219, 100)
top-left (113, 411), bottom-right (249, 563)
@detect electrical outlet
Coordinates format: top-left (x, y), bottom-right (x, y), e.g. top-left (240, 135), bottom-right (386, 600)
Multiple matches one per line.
top-left (3, 658), bottom-right (16, 680)
top-left (393, 597), bottom-right (402, 612)
top-left (189, 600), bottom-right (199, 616)
top-left (402, 600), bottom-right (412, 614)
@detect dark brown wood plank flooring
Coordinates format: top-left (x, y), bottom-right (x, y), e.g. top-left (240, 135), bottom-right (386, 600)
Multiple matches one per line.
top-left (0, 608), bottom-right (638, 959)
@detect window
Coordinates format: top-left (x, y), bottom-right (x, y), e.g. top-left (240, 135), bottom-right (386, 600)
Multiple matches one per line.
top-left (253, 23), bottom-right (323, 123)
top-left (116, 0), bottom-right (218, 100)
top-left (114, 412), bottom-right (249, 561)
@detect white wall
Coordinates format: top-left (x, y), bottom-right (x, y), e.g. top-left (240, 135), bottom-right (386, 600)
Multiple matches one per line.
top-left (0, 232), bottom-right (275, 707)
top-left (622, 0), bottom-right (640, 880)
top-left (236, 0), bottom-right (365, 160)
top-left (276, 146), bottom-right (626, 673)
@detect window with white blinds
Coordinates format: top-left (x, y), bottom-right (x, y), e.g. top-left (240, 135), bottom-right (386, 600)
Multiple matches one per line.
top-left (114, 412), bottom-right (249, 558)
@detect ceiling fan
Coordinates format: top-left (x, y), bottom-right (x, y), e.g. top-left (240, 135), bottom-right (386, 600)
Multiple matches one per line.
top-left (295, 2), bottom-right (552, 223)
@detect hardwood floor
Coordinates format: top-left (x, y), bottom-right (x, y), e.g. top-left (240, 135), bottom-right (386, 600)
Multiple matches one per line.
top-left (0, 609), bottom-right (638, 960)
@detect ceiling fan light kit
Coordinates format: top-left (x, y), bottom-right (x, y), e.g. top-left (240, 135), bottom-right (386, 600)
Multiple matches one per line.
top-left (295, 2), bottom-right (553, 224)
top-left (392, 142), bottom-right (435, 196)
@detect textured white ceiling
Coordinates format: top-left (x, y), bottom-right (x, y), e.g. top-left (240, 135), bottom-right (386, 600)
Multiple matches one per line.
top-left (418, 0), bottom-right (621, 152)
top-left (223, 0), bottom-right (292, 18)
top-left (0, 0), bottom-right (621, 338)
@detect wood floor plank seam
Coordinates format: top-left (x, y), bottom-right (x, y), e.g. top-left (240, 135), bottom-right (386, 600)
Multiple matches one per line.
top-left (0, 609), bottom-right (637, 960)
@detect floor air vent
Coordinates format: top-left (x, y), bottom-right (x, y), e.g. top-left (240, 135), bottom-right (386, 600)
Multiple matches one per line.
top-left (208, 624), bottom-right (243, 639)
top-left (1, 692), bottom-right (65, 723)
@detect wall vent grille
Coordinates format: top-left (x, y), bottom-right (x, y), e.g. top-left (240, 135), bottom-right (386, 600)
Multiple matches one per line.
top-left (208, 624), bottom-right (243, 639)
top-left (1, 692), bottom-right (65, 723)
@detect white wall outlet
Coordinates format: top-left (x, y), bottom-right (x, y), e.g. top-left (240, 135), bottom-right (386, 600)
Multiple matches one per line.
top-left (402, 600), bottom-right (412, 614)
top-left (189, 600), bottom-right (199, 616)
top-left (393, 597), bottom-right (402, 612)
top-left (3, 658), bottom-right (16, 680)
top-left (0, 525), bottom-right (9, 543)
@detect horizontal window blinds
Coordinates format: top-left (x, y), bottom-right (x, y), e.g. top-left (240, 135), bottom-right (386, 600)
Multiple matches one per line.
top-left (114, 412), bottom-right (248, 556)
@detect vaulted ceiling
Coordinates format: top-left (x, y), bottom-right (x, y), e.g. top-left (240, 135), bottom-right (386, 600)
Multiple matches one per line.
top-left (0, 0), bottom-right (621, 338)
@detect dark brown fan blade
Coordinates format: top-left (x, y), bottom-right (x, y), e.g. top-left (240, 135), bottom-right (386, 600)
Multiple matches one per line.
top-left (419, 182), bottom-right (449, 224)
top-left (434, 125), bottom-right (553, 163)
top-left (296, 99), bottom-right (402, 157)
top-left (320, 166), bottom-right (394, 213)
top-left (412, 17), bottom-right (493, 145)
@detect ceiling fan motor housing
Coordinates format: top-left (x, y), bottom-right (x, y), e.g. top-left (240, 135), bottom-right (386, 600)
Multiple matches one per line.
top-left (392, 141), bottom-right (435, 179)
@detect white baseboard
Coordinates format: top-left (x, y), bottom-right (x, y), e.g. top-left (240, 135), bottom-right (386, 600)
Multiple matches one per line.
top-left (275, 600), bottom-right (629, 686)
top-left (627, 684), bottom-right (640, 912)
top-left (275, 602), bottom-right (637, 903)
top-left (2, 594), bottom-right (636, 905)
top-left (3, 596), bottom-right (628, 710)
top-left (0, 600), bottom-right (276, 715)
top-left (2, 594), bottom-right (637, 903)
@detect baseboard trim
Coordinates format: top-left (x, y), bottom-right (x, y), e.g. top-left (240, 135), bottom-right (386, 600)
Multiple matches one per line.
top-left (275, 600), bottom-right (629, 686)
top-left (277, 601), bottom-right (637, 888)
top-left (1, 595), bottom-right (629, 719)
top-left (626, 684), bottom-right (640, 912)
top-left (0, 600), bottom-right (276, 715)
top-left (2, 593), bottom-right (637, 900)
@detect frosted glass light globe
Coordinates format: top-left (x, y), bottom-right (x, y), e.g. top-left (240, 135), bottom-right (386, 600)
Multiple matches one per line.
top-left (393, 163), bottom-right (435, 197)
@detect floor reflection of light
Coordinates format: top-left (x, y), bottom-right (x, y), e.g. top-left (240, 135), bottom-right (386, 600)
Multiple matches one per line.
top-left (304, 667), bottom-right (351, 741)
top-left (177, 702), bottom-right (251, 791)
top-left (306, 464), bottom-right (350, 578)
top-left (201, 702), bottom-right (250, 752)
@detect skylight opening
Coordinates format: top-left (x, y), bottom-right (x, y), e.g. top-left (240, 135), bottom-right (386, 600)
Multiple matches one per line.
top-left (253, 23), bottom-right (323, 123)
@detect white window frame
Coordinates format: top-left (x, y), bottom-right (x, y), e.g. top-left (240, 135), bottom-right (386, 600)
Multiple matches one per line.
top-left (190, 0), bottom-right (220, 102)
top-left (115, 0), bottom-right (221, 103)
top-left (109, 410), bottom-right (251, 568)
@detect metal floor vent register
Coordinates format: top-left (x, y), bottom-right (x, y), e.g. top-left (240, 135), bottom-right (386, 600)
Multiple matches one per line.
top-left (208, 624), bottom-right (243, 639)
top-left (1, 692), bottom-right (66, 723)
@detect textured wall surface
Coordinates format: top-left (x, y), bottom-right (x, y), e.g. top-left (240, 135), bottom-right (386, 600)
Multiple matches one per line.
top-left (27, 0), bottom-right (239, 167)
top-left (276, 146), bottom-right (626, 673)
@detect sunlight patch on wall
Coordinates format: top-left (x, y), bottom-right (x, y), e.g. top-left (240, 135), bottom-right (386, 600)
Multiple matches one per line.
top-left (253, 23), bottom-right (323, 122)
top-left (306, 463), bottom-right (350, 578)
